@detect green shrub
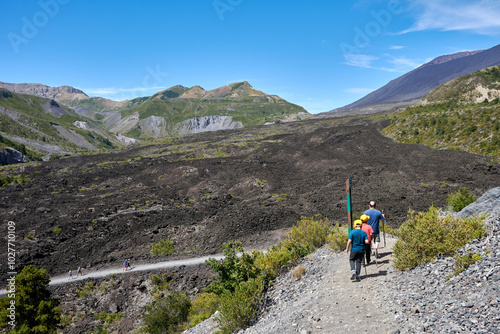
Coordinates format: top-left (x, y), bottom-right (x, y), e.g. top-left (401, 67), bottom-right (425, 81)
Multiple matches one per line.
top-left (215, 278), bottom-right (264, 334)
top-left (254, 245), bottom-right (291, 280)
top-left (453, 251), bottom-right (483, 275)
top-left (53, 226), bottom-right (62, 234)
top-left (0, 265), bottom-right (62, 333)
top-left (393, 206), bottom-right (485, 270)
top-left (202, 216), bottom-right (334, 332)
top-left (204, 241), bottom-right (261, 295)
top-left (446, 187), bottom-right (476, 212)
top-left (95, 311), bottom-right (122, 332)
top-left (0, 173), bottom-right (12, 188)
top-left (24, 233), bottom-right (35, 240)
top-left (326, 223), bottom-right (349, 251)
top-left (151, 238), bottom-right (175, 256)
top-left (149, 272), bottom-right (171, 292)
top-left (186, 292), bottom-right (220, 329)
top-left (77, 282), bottom-right (96, 298)
top-left (283, 215), bottom-right (332, 258)
top-left (140, 291), bottom-right (191, 334)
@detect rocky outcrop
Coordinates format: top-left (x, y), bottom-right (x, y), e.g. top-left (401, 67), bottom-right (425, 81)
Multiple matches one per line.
top-left (177, 116), bottom-right (243, 135)
top-left (138, 116), bottom-right (167, 138)
top-left (115, 133), bottom-right (138, 146)
top-left (457, 186), bottom-right (500, 219)
top-left (0, 82), bottom-right (87, 100)
top-left (0, 147), bottom-right (28, 165)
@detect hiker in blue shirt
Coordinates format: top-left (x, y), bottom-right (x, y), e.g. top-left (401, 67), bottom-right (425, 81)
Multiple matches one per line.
top-left (363, 200), bottom-right (386, 259)
top-left (345, 220), bottom-right (369, 281)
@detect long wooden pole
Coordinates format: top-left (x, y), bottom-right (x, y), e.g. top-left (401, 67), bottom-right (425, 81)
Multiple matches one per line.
top-left (346, 177), bottom-right (353, 232)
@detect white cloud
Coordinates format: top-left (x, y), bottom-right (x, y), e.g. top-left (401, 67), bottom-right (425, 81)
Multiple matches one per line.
top-left (343, 54), bottom-right (379, 68)
top-left (389, 45), bottom-right (405, 50)
top-left (401, 0), bottom-right (500, 34)
top-left (84, 86), bottom-right (166, 95)
top-left (344, 53), bottom-right (421, 73)
top-left (383, 55), bottom-right (423, 71)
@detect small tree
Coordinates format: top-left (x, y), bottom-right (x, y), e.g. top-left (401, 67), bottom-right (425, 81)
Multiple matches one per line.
top-left (0, 265), bottom-right (62, 333)
top-left (204, 241), bottom-right (261, 295)
top-left (140, 291), bottom-right (191, 334)
top-left (447, 187), bottom-right (476, 212)
top-left (151, 238), bottom-right (175, 256)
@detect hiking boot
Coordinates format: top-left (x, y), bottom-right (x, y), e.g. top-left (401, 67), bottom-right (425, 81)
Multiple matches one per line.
top-left (356, 275), bottom-right (360, 281)
top-left (350, 270), bottom-right (356, 280)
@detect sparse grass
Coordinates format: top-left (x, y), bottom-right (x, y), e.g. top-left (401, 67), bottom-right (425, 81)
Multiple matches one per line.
top-left (292, 266), bottom-right (306, 280)
top-left (77, 282), bottom-right (96, 298)
top-left (453, 251), bottom-right (483, 276)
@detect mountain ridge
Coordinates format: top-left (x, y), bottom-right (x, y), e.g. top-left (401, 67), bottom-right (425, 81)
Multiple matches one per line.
top-left (323, 43), bottom-right (500, 116)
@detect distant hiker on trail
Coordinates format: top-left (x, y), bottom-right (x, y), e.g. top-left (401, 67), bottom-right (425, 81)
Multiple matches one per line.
top-left (363, 201), bottom-right (386, 258)
top-left (127, 259), bottom-right (131, 270)
top-left (360, 214), bottom-right (374, 264)
top-left (345, 220), bottom-right (369, 281)
top-left (77, 266), bottom-right (83, 277)
top-left (123, 259), bottom-right (128, 271)
top-left (68, 269), bottom-right (72, 280)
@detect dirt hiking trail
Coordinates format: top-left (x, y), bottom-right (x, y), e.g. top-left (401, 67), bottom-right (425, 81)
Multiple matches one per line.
top-left (186, 236), bottom-right (399, 334)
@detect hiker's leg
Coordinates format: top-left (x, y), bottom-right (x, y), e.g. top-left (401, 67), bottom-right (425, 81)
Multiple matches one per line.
top-left (365, 243), bottom-right (371, 263)
top-left (349, 252), bottom-right (356, 271)
top-left (355, 252), bottom-right (363, 275)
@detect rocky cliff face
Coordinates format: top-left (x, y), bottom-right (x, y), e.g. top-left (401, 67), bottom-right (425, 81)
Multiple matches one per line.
top-left (177, 116), bottom-right (243, 135)
top-left (0, 82), bottom-right (87, 100)
top-left (0, 147), bottom-right (28, 165)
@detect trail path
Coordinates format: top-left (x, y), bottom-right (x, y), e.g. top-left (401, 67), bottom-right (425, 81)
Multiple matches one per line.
top-left (186, 236), bottom-right (399, 334)
top-left (0, 254), bottom-right (224, 295)
top-left (245, 236), bottom-right (399, 333)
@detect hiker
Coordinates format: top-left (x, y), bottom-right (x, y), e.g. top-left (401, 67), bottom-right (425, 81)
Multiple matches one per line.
top-left (360, 214), bottom-right (374, 264)
top-left (68, 269), bottom-right (72, 280)
top-left (127, 259), bottom-right (131, 270)
top-left (123, 259), bottom-right (128, 271)
top-left (363, 201), bottom-right (386, 258)
top-left (77, 266), bottom-right (83, 277)
top-left (345, 220), bottom-right (369, 281)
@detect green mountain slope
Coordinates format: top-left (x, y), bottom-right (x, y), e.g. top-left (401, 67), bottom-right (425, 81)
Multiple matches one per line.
top-left (1, 81), bottom-right (309, 141)
top-left (113, 81), bottom-right (309, 138)
top-left (382, 66), bottom-right (500, 158)
top-left (0, 88), bottom-right (117, 158)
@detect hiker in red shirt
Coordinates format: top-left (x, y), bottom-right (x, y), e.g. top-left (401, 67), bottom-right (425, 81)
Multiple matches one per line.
top-left (360, 214), bottom-right (374, 264)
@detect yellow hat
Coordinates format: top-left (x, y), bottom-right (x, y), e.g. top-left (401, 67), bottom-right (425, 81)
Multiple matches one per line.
top-left (360, 214), bottom-right (370, 222)
top-left (354, 220), bottom-right (362, 227)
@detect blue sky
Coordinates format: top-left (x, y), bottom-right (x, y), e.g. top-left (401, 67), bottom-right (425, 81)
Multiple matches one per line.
top-left (1, 0), bottom-right (500, 113)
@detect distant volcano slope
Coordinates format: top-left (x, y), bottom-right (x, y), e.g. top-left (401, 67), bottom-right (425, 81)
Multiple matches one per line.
top-left (326, 43), bottom-right (500, 115)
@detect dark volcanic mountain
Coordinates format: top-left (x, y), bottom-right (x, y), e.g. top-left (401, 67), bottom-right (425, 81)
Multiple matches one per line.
top-left (327, 43), bottom-right (500, 115)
